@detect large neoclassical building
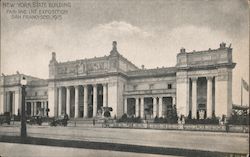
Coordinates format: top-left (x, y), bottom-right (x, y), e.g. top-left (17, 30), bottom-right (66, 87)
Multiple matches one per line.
top-left (0, 41), bottom-right (235, 119)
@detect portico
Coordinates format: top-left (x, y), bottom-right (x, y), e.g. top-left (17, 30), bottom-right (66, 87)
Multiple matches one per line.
top-left (25, 101), bottom-right (48, 116)
top-left (189, 76), bottom-right (215, 119)
top-left (57, 83), bottom-right (108, 118)
top-left (176, 43), bottom-right (235, 119)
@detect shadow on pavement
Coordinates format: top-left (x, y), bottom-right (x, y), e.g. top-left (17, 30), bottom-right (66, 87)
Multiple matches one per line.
top-left (0, 135), bottom-right (247, 157)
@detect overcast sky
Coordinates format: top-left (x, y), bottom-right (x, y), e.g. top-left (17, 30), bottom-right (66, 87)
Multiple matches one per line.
top-left (1, 0), bottom-right (249, 105)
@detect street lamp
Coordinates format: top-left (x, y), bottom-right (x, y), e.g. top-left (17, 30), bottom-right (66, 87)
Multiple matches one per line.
top-left (20, 77), bottom-right (27, 138)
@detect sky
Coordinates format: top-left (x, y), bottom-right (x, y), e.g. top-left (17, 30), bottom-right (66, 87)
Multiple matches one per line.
top-left (1, 0), bottom-right (249, 105)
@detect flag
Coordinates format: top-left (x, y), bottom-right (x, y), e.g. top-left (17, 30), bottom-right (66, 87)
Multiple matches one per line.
top-left (242, 78), bottom-right (249, 91)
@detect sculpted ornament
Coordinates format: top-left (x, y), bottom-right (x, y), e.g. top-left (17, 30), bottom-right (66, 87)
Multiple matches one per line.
top-left (77, 63), bottom-right (86, 74)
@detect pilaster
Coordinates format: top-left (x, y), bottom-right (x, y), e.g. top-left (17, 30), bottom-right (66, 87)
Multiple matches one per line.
top-left (176, 71), bottom-right (190, 117)
top-left (215, 68), bottom-right (233, 118)
top-left (48, 83), bottom-right (58, 117)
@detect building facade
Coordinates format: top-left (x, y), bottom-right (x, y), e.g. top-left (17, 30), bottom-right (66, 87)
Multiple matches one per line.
top-left (0, 42), bottom-right (236, 119)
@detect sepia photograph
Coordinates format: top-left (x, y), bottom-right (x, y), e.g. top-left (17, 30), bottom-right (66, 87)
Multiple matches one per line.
top-left (0, 0), bottom-right (249, 156)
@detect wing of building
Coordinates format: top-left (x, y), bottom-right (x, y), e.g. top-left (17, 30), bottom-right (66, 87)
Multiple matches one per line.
top-left (0, 41), bottom-right (236, 119)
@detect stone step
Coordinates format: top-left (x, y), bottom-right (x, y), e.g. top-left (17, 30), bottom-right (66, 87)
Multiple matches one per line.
top-left (69, 118), bottom-right (104, 124)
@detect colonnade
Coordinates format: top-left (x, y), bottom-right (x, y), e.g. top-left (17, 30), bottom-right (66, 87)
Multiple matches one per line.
top-left (124, 96), bottom-right (176, 118)
top-left (57, 83), bottom-right (108, 118)
top-left (26, 101), bottom-right (48, 116)
top-left (2, 90), bottom-right (20, 115)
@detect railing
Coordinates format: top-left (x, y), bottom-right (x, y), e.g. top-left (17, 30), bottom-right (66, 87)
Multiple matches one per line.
top-left (105, 122), bottom-right (249, 133)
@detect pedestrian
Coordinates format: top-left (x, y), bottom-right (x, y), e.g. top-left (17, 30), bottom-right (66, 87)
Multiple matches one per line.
top-left (93, 118), bottom-right (95, 126)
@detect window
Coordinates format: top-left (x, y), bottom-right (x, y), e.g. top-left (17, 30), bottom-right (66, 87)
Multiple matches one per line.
top-left (133, 85), bottom-right (137, 90)
top-left (35, 92), bottom-right (38, 96)
top-left (168, 84), bottom-right (172, 89)
top-left (44, 91), bottom-right (47, 95)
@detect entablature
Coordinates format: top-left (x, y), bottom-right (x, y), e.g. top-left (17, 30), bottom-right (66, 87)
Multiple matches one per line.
top-left (124, 88), bottom-right (176, 97)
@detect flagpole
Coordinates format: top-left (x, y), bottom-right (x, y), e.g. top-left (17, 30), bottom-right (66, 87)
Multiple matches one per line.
top-left (241, 79), bottom-right (243, 106)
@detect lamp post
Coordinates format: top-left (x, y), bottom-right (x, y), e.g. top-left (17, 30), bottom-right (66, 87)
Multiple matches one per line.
top-left (20, 77), bottom-right (27, 138)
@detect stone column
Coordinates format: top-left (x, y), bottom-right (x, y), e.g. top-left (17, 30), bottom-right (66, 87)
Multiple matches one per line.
top-left (93, 84), bottom-right (97, 117)
top-left (43, 101), bottom-right (47, 116)
top-left (140, 97), bottom-right (144, 118)
top-left (158, 97), bottom-right (163, 117)
top-left (14, 88), bottom-right (21, 115)
top-left (45, 101), bottom-right (48, 116)
top-left (31, 102), bottom-right (34, 116)
top-left (25, 102), bottom-right (27, 112)
top-left (6, 92), bottom-right (10, 112)
top-left (34, 102), bottom-right (37, 116)
top-left (173, 96), bottom-right (176, 105)
top-left (83, 85), bottom-right (88, 118)
top-left (153, 97), bottom-right (157, 118)
top-left (135, 97), bottom-right (139, 117)
top-left (66, 86), bottom-right (71, 117)
top-left (124, 97), bottom-right (127, 114)
top-left (41, 101), bottom-right (44, 116)
top-left (207, 76), bottom-right (213, 118)
top-left (74, 85), bottom-right (79, 118)
top-left (191, 77), bottom-right (198, 119)
top-left (58, 87), bottom-right (62, 116)
top-left (103, 83), bottom-right (107, 107)
top-left (12, 92), bottom-right (15, 115)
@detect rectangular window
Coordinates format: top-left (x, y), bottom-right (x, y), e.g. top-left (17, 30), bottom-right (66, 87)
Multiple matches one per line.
top-left (168, 84), bottom-right (172, 89)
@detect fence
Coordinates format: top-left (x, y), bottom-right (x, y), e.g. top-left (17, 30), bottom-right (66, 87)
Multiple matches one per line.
top-left (105, 122), bottom-right (249, 133)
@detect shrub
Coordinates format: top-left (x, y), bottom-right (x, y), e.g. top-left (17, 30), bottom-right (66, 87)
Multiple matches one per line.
top-left (185, 117), bottom-right (219, 124)
top-left (117, 114), bottom-right (141, 123)
top-left (228, 112), bottom-right (249, 125)
top-left (117, 113), bottom-right (127, 122)
top-left (153, 116), bottom-right (178, 124)
top-left (153, 116), bottom-right (159, 123)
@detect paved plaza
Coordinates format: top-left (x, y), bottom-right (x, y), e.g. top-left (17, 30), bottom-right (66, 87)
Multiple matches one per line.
top-left (0, 124), bottom-right (248, 155)
top-left (0, 142), bottom-right (177, 157)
